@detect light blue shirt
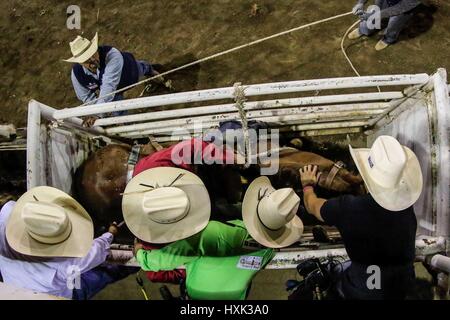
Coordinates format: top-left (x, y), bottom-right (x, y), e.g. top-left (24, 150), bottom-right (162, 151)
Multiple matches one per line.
top-left (0, 201), bottom-right (113, 299)
top-left (70, 47), bottom-right (124, 105)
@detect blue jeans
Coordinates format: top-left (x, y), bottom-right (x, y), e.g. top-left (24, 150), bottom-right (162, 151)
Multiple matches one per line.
top-left (136, 60), bottom-right (155, 78)
top-left (359, 0), bottom-right (414, 44)
top-left (72, 265), bottom-right (139, 300)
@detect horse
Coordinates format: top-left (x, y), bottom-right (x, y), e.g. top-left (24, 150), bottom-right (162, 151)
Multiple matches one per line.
top-left (73, 141), bottom-right (245, 236)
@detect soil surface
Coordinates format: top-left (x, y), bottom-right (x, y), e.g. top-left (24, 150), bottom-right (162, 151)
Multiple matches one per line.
top-left (1, 0), bottom-right (449, 127)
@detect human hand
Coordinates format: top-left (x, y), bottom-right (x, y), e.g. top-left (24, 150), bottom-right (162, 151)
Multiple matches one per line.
top-left (82, 116), bottom-right (99, 128)
top-left (133, 238), bottom-right (144, 256)
top-left (299, 165), bottom-right (322, 188)
top-left (352, 3), bottom-right (364, 16)
top-left (108, 222), bottom-right (119, 236)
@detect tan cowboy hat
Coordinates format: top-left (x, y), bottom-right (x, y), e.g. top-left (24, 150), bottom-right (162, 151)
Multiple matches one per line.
top-left (63, 32), bottom-right (98, 63)
top-left (122, 167), bottom-right (211, 243)
top-left (349, 135), bottom-right (423, 211)
top-left (242, 176), bottom-right (304, 248)
top-left (6, 186), bottom-right (94, 258)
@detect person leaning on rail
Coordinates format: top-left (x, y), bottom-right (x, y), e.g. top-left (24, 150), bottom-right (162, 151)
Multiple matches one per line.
top-left (299, 135), bottom-right (423, 299)
top-left (63, 32), bottom-right (161, 127)
top-left (349, 0), bottom-right (422, 50)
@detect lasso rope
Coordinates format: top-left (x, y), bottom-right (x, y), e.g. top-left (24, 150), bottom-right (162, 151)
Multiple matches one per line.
top-left (233, 82), bottom-right (251, 168)
top-left (76, 11), bottom-right (353, 107)
top-left (340, 19), bottom-right (382, 92)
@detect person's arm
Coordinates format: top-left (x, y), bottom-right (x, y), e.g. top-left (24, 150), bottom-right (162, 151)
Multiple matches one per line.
top-left (299, 165), bottom-right (326, 222)
top-left (0, 201), bottom-right (17, 258)
top-left (61, 223), bottom-right (118, 274)
top-left (133, 237), bottom-right (198, 272)
top-left (96, 48), bottom-right (124, 105)
top-left (71, 70), bottom-right (97, 104)
top-left (380, 0), bottom-right (420, 19)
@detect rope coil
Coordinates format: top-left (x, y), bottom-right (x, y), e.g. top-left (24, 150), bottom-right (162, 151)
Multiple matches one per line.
top-left (233, 82), bottom-right (251, 168)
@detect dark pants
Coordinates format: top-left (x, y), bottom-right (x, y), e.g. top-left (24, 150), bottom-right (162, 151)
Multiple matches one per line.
top-left (72, 265), bottom-right (139, 300)
top-left (330, 260), bottom-right (415, 300)
top-left (359, 0), bottom-right (414, 44)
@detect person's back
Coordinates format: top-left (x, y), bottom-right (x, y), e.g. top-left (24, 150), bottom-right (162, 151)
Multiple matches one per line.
top-left (299, 135), bottom-right (423, 300)
top-left (321, 194), bottom-right (417, 299)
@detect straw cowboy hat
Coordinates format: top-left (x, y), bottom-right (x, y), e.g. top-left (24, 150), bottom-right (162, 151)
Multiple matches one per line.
top-left (122, 167), bottom-right (211, 243)
top-left (349, 135), bottom-right (423, 211)
top-left (63, 32), bottom-right (98, 63)
top-left (6, 186), bottom-right (94, 258)
top-left (242, 176), bottom-right (304, 248)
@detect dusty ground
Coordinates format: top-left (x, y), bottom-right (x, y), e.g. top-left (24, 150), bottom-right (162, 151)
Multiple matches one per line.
top-left (1, 0), bottom-right (449, 127)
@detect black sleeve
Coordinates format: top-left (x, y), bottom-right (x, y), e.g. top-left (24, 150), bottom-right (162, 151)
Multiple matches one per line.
top-left (320, 196), bottom-right (347, 227)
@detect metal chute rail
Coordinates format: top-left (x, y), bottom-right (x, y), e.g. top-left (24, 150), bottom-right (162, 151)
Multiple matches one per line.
top-left (26, 69), bottom-right (450, 268)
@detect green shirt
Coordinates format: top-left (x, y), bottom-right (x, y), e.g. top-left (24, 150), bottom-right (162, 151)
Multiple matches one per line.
top-left (136, 220), bottom-right (253, 271)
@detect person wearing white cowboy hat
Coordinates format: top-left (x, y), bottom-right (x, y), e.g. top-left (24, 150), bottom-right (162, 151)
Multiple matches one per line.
top-left (122, 167), bottom-right (212, 244)
top-left (64, 32), bottom-right (161, 127)
top-left (242, 176), bottom-right (304, 248)
top-left (298, 135), bottom-right (423, 299)
top-left (0, 186), bottom-right (134, 299)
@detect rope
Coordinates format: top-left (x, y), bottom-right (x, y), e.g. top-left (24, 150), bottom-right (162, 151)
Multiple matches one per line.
top-left (77, 11), bottom-right (353, 107)
top-left (233, 82), bottom-right (251, 168)
top-left (340, 19), bottom-right (382, 93)
top-left (341, 20), bottom-right (362, 77)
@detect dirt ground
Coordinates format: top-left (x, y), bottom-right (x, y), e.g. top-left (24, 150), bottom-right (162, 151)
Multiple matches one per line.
top-left (0, 0), bottom-right (449, 127)
top-left (0, 0), bottom-right (448, 300)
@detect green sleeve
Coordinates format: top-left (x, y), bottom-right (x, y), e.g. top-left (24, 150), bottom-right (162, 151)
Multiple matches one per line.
top-left (136, 248), bottom-right (199, 271)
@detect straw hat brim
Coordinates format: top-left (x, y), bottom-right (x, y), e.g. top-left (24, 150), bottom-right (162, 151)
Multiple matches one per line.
top-left (63, 32), bottom-right (99, 63)
top-left (6, 186), bottom-right (94, 258)
top-left (242, 176), bottom-right (304, 248)
top-left (122, 167), bottom-right (211, 243)
top-left (349, 145), bottom-right (423, 211)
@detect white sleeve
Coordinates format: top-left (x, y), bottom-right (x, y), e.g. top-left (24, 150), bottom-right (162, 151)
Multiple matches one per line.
top-left (96, 48), bottom-right (124, 104)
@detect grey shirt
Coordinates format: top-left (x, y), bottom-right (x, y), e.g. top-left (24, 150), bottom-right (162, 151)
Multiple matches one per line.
top-left (71, 47), bottom-right (124, 105)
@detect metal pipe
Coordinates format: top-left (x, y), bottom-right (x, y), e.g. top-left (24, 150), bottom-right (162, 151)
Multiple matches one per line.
top-left (53, 75), bottom-right (425, 120)
top-left (120, 119), bottom-right (370, 138)
top-left (108, 108), bottom-right (385, 135)
top-left (433, 69), bottom-right (450, 238)
top-left (26, 100), bottom-right (42, 189)
top-left (96, 94), bottom-right (395, 128)
top-left (30, 100), bottom-right (105, 134)
top-left (431, 255), bottom-right (450, 273)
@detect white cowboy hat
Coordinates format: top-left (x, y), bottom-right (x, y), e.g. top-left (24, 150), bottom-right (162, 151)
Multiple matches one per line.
top-left (349, 135), bottom-right (423, 211)
top-left (63, 32), bottom-right (98, 63)
top-left (242, 176), bottom-right (304, 248)
top-left (6, 186), bottom-right (94, 258)
top-left (122, 167), bottom-right (211, 243)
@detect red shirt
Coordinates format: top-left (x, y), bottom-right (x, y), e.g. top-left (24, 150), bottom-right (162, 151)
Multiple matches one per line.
top-left (133, 138), bottom-right (235, 283)
top-left (133, 138), bottom-right (235, 177)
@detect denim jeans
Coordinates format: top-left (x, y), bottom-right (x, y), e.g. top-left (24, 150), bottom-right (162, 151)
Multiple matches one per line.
top-left (359, 0), bottom-right (414, 44)
top-left (72, 265), bottom-right (139, 300)
top-left (136, 60), bottom-right (154, 78)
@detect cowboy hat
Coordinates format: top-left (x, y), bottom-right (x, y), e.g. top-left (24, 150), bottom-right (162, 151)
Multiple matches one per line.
top-left (349, 135), bottom-right (423, 211)
top-left (6, 186), bottom-right (94, 258)
top-left (63, 32), bottom-right (98, 63)
top-left (122, 167), bottom-right (211, 243)
top-left (242, 176), bottom-right (304, 248)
